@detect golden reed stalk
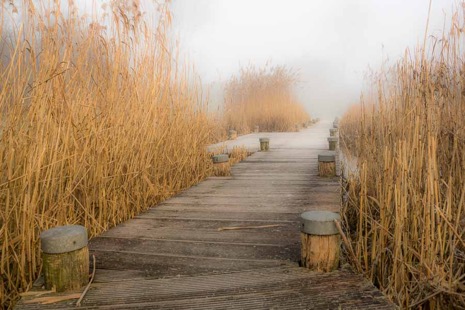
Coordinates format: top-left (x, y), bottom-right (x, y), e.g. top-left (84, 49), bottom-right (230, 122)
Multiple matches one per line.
top-left (224, 64), bottom-right (310, 133)
top-left (0, 1), bottom-right (215, 307)
top-left (340, 6), bottom-right (465, 308)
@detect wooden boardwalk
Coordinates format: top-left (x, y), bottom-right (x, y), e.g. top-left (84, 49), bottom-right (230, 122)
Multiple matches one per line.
top-left (17, 121), bottom-right (394, 309)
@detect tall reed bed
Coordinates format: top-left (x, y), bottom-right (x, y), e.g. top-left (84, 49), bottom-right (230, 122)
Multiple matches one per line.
top-left (0, 1), bottom-right (216, 307)
top-left (340, 7), bottom-right (465, 308)
top-left (224, 65), bottom-right (310, 133)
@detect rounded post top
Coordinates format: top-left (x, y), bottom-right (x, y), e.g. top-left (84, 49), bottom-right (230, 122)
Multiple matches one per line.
top-left (40, 225), bottom-right (88, 254)
top-left (212, 154), bottom-right (229, 163)
top-left (318, 151), bottom-right (336, 162)
top-left (300, 211), bottom-right (341, 235)
top-left (259, 137), bottom-right (270, 142)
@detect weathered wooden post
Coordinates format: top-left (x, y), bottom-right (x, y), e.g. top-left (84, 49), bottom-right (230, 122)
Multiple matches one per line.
top-left (40, 225), bottom-right (89, 292)
top-left (254, 125), bottom-right (259, 133)
top-left (259, 137), bottom-right (270, 151)
top-left (300, 211), bottom-right (340, 272)
top-left (329, 128), bottom-right (338, 137)
top-left (327, 136), bottom-right (338, 151)
top-left (228, 130), bottom-right (237, 140)
top-left (318, 151), bottom-right (336, 177)
top-left (212, 154), bottom-right (230, 176)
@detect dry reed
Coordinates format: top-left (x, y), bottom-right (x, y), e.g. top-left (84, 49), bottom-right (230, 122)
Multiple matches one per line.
top-left (0, 1), bottom-right (215, 308)
top-left (318, 162), bottom-right (336, 177)
top-left (340, 6), bottom-right (465, 308)
top-left (228, 146), bottom-right (250, 165)
top-left (223, 64), bottom-right (310, 133)
top-left (211, 162), bottom-right (231, 177)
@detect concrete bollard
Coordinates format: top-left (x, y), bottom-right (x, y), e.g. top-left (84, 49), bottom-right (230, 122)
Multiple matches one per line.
top-left (329, 128), bottom-right (338, 137)
top-left (212, 154), bottom-right (230, 176)
top-left (318, 151), bottom-right (336, 177)
top-left (300, 211), bottom-right (341, 272)
top-left (259, 138), bottom-right (270, 151)
top-left (228, 130), bottom-right (237, 140)
top-left (254, 125), bottom-right (259, 133)
top-left (327, 136), bottom-right (338, 151)
top-left (40, 225), bottom-right (89, 292)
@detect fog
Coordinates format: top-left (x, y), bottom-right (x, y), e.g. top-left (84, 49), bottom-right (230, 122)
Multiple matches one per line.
top-left (8, 0), bottom-right (457, 118)
top-left (170, 0), bottom-right (456, 118)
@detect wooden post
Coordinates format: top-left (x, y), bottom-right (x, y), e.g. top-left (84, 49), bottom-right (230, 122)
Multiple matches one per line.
top-left (40, 225), bottom-right (89, 292)
top-left (259, 138), bottom-right (270, 151)
top-left (327, 137), bottom-right (338, 151)
top-left (212, 154), bottom-right (230, 176)
top-left (300, 211), bottom-right (340, 272)
top-left (318, 151), bottom-right (336, 177)
top-left (333, 117), bottom-right (339, 128)
top-left (254, 125), bottom-right (259, 133)
top-left (329, 128), bottom-right (338, 137)
top-left (228, 130), bottom-right (237, 140)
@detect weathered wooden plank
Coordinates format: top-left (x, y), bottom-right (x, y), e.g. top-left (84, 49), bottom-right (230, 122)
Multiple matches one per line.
top-left (89, 250), bottom-right (286, 278)
top-left (99, 226), bottom-right (300, 244)
top-left (162, 194), bottom-right (340, 205)
top-left (152, 203), bottom-right (340, 213)
top-left (194, 177), bottom-right (335, 182)
top-left (176, 187), bottom-right (339, 196)
top-left (98, 217), bottom-right (298, 230)
top-left (136, 210), bottom-right (300, 221)
top-left (177, 183), bottom-right (339, 193)
top-left (90, 236), bottom-right (300, 261)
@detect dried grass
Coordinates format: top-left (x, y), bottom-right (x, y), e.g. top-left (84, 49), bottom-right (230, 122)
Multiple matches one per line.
top-left (340, 6), bottom-right (465, 308)
top-left (211, 162), bottom-right (231, 177)
top-left (229, 146), bottom-right (250, 165)
top-left (224, 64), bottom-right (310, 133)
top-left (0, 1), bottom-right (214, 308)
top-left (318, 162), bottom-right (336, 177)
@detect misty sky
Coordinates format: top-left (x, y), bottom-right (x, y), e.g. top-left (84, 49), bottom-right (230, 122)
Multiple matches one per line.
top-left (170, 0), bottom-right (456, 118)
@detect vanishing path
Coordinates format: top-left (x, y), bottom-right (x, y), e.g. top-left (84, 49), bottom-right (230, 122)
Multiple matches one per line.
top-left (17, 121), bottom-right (394, 309)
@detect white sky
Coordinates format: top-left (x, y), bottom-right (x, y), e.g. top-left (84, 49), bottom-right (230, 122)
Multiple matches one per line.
top-left (170, 0), bottom-right (457, 117)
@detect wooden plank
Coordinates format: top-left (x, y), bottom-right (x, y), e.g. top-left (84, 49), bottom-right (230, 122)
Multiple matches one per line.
top-left (151, 203), bottom-right (340, 214)
top-left (98, 218), bottom-right (298, 230)
top-left (89, 250), bottom-right (285, 278)
top-left (99, 227), bottom-right (300, 245)
top-left (136, 210), bottom-right (300, 221)
top-left (162, 194), bottom-right (340, 206)
top-left (90, 237), bottom-right (300, 261)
